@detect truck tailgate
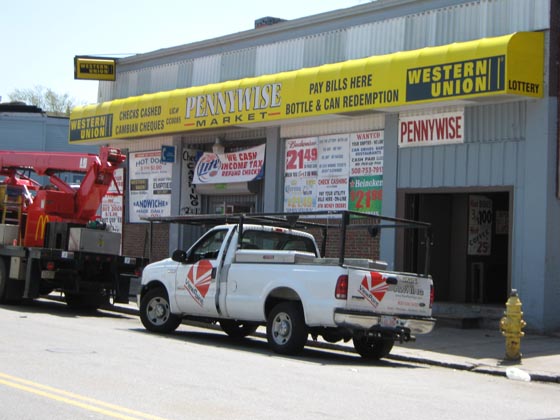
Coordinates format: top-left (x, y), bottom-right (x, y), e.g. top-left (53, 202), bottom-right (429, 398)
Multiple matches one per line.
top-left (346, 268), bottom-right (433, 318)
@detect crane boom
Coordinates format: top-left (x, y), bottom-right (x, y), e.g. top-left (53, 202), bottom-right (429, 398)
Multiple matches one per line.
top-left (0, 147), bottom-right (125, 247)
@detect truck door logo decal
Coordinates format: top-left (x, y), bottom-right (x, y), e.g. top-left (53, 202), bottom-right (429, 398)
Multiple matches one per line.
top-left (35, 214), bottom-right (50, 241)
top-left (185, 260), bottom-right (213, 307)
top-left (359, 272), bottom-right (388, 309)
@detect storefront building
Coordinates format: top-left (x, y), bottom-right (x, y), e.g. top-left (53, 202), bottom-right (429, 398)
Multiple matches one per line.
top-left (69, 0), bottom-right (559, 332)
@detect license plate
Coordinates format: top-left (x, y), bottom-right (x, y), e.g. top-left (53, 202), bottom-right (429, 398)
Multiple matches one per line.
top-left (41, 270), bottom-right (56, 280)
top-left (380, 315), bottom-right (397, 328)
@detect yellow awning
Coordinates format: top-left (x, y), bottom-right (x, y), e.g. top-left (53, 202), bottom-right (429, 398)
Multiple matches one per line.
top-left (69, 31), bottom-right (543, 143)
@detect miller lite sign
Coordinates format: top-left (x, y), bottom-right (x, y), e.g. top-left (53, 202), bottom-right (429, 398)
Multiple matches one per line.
top-left (196, 153), bottom-right (222, 182)
top-left (193, 144), bottom-right (265, 184)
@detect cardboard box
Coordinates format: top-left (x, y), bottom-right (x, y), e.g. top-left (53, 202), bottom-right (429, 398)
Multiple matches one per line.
top-left (9, 256), bottom-right (26, 280)
top-left (0, 224), bottom-right (19, 245)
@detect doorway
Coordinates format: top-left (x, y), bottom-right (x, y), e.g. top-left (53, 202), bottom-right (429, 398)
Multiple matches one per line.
top-left (400, 191), bottom-right (510, 304)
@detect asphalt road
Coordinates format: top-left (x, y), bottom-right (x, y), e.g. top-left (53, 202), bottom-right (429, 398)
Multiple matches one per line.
top-left (0, 299), bottom-right (558, 420)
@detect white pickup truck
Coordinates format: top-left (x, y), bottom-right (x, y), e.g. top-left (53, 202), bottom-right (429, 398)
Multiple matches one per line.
top-left (138, 211), bottom-right (435, 360)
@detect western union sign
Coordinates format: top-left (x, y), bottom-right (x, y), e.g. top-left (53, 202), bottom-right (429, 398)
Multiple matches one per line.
top-left (406, 56), bottom-right (506, 100)
top-left (69, 32), bottom-right (543, 143)
top-left (74, 56), bottom-right (116, 81)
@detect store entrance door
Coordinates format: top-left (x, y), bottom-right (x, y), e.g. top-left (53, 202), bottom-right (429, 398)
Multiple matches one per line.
top-left (402, 191), bottom-right (510, 304)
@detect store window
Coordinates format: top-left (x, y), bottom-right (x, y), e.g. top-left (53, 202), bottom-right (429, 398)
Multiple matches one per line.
top-left (284, 131), bottom-right (384, 215)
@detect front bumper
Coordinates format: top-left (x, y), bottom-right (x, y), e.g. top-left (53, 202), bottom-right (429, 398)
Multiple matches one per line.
top-left (334, 308), bottom-right (436, 335)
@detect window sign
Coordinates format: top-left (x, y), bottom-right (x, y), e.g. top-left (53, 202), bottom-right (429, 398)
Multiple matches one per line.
top-left (101, 167), bottom-right (124, 251)
top-left (468, 195), bottom-right (493, 255)
top-left (129, 151), bottom-right (172, 223)
top-left (180, 148), bottom-right (202, 215)
top-left (284, 130), bottom-right (383, 214)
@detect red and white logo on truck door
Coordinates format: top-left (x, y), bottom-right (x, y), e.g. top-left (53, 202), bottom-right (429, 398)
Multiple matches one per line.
top-left (185, 260), bottom-right (213, 307)
top-left (359, 272), bottom-right (388, 309)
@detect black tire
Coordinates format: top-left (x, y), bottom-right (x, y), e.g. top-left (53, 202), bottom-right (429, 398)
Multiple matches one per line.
top-left (64, 293), bottom-right (106, 311)
top-left (353, 335), bottom-right (394, 360)
top-left (0, 258), bottom-right (23, 304)
top-left (0, 258), bottom-right (7, 303)
top-left (39, 286), bottom-right (54, 296)
top-left (140, 288), bottom-right (182, 333)
top-left (220, 320), bottom-right (259, 339)
top-left (266, 302), bottom-right (308, 355)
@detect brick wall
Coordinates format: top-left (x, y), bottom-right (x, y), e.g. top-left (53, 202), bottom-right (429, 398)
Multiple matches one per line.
top-left (122, 223), bottom-right (170, 262)
top-left (306, 218), bottom-right (381, 260)
top-left (122, 220), bottom-right (380, 262)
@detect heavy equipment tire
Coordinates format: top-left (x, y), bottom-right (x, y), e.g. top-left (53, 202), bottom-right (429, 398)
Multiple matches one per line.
top-left (0, 258), bottom-right (7, 303)
top-left (220, 320), bottom-right (259, 339)
top-left (140, 288), bottom-right (182, 333)
top-left (267, 301), bottom-right (308, 355)
top-left (352, 335), bottom-right (394, 360)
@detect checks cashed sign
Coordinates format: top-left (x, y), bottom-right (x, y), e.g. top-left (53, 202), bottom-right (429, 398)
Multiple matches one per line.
top-left (180, 148), bottom-right (202, 215)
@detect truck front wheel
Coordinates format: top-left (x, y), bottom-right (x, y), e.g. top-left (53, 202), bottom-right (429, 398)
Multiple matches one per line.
top-left (267, 302), bottom-right (308, 355)
top-left (353, 335), bottom-right (394, 360)
top-left (140, 288), bottom-right (182, 333)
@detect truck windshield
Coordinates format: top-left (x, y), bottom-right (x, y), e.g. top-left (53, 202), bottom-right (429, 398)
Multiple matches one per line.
top-left (241, 230), bottom-right (317, 255)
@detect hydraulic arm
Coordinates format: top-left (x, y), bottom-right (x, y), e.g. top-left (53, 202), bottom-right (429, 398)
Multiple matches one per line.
top-left (0, 147), bottom-right (125, 247)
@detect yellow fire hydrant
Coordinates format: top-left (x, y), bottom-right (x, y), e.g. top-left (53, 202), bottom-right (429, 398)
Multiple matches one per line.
top-left (499, 289), bottom-right (526, 361)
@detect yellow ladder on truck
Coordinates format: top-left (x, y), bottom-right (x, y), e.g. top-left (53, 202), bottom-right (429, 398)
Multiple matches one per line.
top-left (0, 185), bottom-right (24, 244)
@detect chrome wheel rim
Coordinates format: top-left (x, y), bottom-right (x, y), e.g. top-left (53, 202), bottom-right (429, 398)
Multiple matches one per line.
top-left (271, 312), bottom-right (292, 345)
top-left (146, 296), bottom-right (170, 326)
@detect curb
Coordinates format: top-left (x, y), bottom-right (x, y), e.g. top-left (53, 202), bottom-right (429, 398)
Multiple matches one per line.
top-left (102, 302), bottom-right (559, 384)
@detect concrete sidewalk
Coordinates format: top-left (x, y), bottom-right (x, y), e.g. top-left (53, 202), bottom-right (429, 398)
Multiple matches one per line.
top-left (105, 301), bottom-right (560, 384)
top-left (389, 326), bottom-right (560, 383)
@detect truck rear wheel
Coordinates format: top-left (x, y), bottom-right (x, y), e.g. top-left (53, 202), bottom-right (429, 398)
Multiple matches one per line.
top-left (267, 302), bottom-right (308, 355)
top-left (0, 258), bottom-right (22, 304)
top-left (353, 335), bottom-right (394, 360)
top-left (140, 288), bottom-right (181, 333)
top-left (220, 320), bottom-right (259, 339)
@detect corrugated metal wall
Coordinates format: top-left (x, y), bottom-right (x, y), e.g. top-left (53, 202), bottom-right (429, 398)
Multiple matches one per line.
top-left (345, 18), bottom-right (406, 58)
top-left (0, 114), bottom-right (98, 153)
top-left (398, 101), bottom-right (527, 189)
top-left (100, 0), bottom-right (550, 101)
top-left (256, 39), bottom-right (305, 74)
top-left (280, 114), bottom-right (385, 138)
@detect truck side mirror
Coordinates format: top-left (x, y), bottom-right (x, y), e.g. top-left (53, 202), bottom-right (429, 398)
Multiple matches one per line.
top-left (171, 249), bottom-right (188, 263)
top-left (368, 226), bottom-right (379, 238)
